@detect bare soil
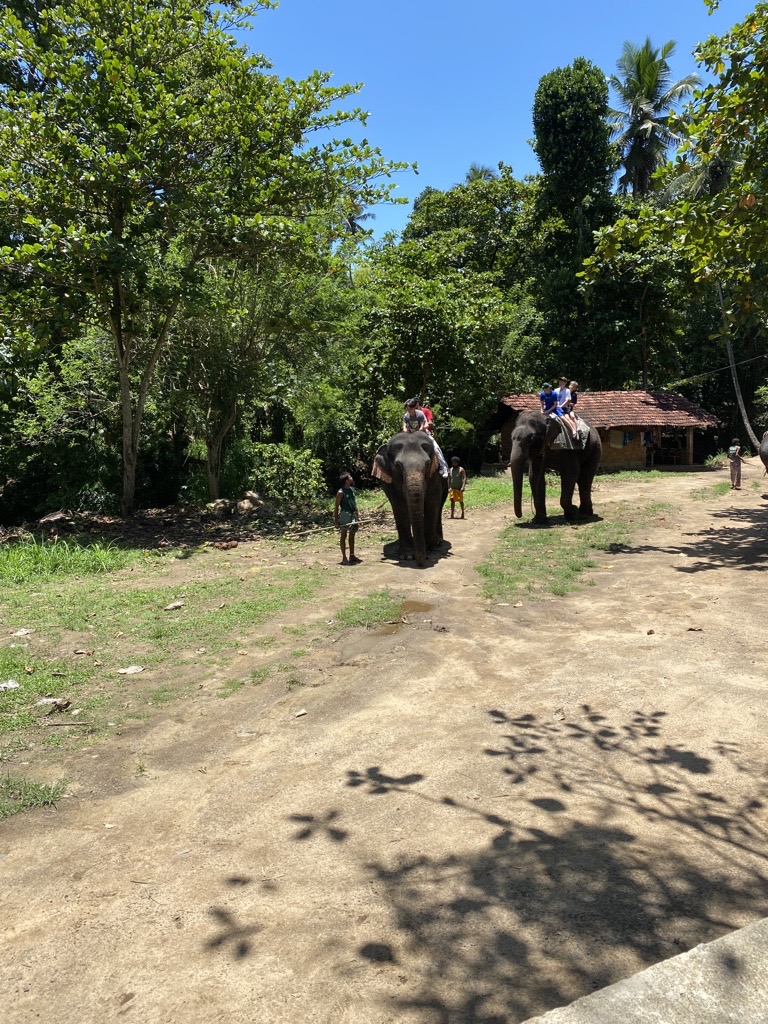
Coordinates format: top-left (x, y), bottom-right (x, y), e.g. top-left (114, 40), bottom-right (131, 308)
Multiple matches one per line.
top-left (2, 463), bottom-right (768, 1024)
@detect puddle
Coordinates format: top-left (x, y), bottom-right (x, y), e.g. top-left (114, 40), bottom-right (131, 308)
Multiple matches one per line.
top-left (370, 600), bottom-right (434, 636)
top-left (401, 600), bottom-right (433, 615)
top-left (372, 623), bottom-right (403, 636)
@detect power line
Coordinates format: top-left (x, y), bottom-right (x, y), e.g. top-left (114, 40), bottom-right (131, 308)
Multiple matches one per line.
top-left (668, 351), bottom-right (768, 389)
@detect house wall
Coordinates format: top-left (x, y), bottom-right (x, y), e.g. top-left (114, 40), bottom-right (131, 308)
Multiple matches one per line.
top-left (598, 428), bottom-right (647, 469)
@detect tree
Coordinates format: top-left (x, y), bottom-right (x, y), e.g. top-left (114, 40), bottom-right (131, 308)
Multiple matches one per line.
top-left (609, 38), bottom-right (700, 198)
top-left (532, 57), bottom-right (615, 220)
top-left (592, 5), bottom-right (768, 443)
top-left (0, 0), bottom-right (405, 513)
top-left (462, 163), bottom-right (498, 184)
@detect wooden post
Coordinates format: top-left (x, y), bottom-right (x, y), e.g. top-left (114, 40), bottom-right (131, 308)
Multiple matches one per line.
top-left (686, 427), bottom-right (694, 466)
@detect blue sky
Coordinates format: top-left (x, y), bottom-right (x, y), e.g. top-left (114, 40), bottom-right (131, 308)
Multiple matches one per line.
top-left (241, 0), bottom-right (751, 236)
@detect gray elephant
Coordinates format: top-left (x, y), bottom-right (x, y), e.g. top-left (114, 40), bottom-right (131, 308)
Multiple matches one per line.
top-left (509, 413), bottom-right (602, 524)
top-left (760, 431), bottom-right (768, 474)
top-left (372, 432), bottom-right (449, 565)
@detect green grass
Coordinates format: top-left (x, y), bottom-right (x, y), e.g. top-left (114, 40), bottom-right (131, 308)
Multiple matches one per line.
top-left (0, 537), bottom-right (139, 583)
top-left (477, 503), bottom-right (656, 601)
top-left (690, 481), bottom-right (733, 500)
top-left (0, 774), bottom-right (64, 818)
top-left (0, 648), bottom-right (90, 735)
top-left (335, 588), bottom-right (404, 628)
top-left (0, 566), bottom-right (326, 661)
top-left (459, 473), bottom-right (523, 508)
top-left (218, 678), bottom-right (245, 698)
top-left (599, 469), bottom-right (665, 480)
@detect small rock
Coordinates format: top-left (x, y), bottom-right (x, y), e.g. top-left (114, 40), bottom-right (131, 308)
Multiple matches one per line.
top-left (0, 680), bottom-right (20, 691)
top-left (295, 709), bottom-right (307, 718)
top-left (647, 629), bottom-right (655, 635)
top-left (117, 665), bottom-right (144, 675)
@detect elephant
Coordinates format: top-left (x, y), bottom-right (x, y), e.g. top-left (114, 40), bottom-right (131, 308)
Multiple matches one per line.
top-left (509, 412), bottom-right (602, 524)
top-left (760, 431), bottom-right (768, 474)
top-left (372, 432), bottom-right (449, 566)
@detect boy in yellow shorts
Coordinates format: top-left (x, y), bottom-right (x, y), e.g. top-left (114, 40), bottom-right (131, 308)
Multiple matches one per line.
top-left (448, 457), bottom-right (466, 519)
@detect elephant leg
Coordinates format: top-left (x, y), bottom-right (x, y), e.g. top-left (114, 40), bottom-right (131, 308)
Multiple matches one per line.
top-left (559, 460), bottom-right (579, 520)
top-left (530, 460), bottom-right (548, 524)
top-left (386, 488), bottom-right (414, 558)
top-left (425, 482), bottom-right (448, 548)
top-left (577, 452), bottom-right (599, 517)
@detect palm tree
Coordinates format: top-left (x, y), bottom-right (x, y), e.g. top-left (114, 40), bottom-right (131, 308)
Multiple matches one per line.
top-left (463, 163), bottom-right (498, 184)
top-left (609, 38), bottom-right (700, 197)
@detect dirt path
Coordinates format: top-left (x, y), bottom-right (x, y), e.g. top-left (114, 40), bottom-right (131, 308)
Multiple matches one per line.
top-left (3, 464), bottom-right (768, 1024)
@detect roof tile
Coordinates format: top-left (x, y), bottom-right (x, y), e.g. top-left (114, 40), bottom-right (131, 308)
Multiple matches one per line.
top-left (501, 390), bottom-right (719, 429)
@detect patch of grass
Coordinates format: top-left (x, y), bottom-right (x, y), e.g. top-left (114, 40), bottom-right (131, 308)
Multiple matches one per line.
top-left (285, 674), bottom-right (305, 692)
top-left (0, 774), bottom-right (64, 818)
top-left (0, 567), bottom-right (326, 661)
top-left (218, 678), bottom-right (245, 698)
top-left (0, 537), bottom-right (138, 584)
top-left (690, 481), bottom-right (732, 501)
top-left (249, 667), bottom-right (271, 685)
top-left (477, 503), bottom-right (655, 601)
top-left (0, 649), bottom-right (90, 736)
top-left (335, 589), bottom-right (404, 629)
top-left (752, 480), bottom-right (763, 492)
top-left (704, 452), bottom-right (728, 468)
top-left (600, 469), bottom-right (665, 480)
top-left (461, 473), bottom-right (524, 508)
top-left (147, 683), bottom-right (182, 706)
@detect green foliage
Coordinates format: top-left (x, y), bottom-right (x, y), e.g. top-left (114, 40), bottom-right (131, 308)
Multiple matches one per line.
top-left (0, 0), bottom-right (407, 513)
top-left (0, 538), bottom-right (132, 583)
top-left (608, 38), bottom-right (700, 197)
top-left (532, 57), bottom-right (615, 214)
top-left (222, 441), bottom-right (324, 505)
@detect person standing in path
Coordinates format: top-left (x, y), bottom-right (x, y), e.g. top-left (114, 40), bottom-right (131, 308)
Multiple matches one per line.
top-left (334, 472), bottom-right (361, 564)
top-left (448, 457), bottom-right (466, 519)
top-left (728, 438), bottom-right (745, 489)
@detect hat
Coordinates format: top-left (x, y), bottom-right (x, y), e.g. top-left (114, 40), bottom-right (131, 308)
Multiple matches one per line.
top-left (541, 382), bottom-right (552, 389)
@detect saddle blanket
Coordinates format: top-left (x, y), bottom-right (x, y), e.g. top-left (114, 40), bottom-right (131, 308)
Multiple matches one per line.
top-left (549, 415), bottom-right (589, 450)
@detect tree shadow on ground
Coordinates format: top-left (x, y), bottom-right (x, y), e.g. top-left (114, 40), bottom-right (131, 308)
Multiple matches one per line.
top-left (288, 707), bottom-right (768, 1023)
top-left (610, 505), bottom-right (768, 573)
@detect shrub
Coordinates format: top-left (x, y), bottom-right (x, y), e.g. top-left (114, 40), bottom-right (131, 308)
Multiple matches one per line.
top-left (221, 440), bottom-right (324, 506)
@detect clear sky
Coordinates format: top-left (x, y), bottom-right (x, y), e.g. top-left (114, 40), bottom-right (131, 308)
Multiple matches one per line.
top-left (240, 0), bottom-right (751, 236)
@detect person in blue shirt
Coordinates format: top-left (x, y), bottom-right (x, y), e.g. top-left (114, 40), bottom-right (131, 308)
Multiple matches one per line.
top-left (539, 383), bottom-right (558, 415)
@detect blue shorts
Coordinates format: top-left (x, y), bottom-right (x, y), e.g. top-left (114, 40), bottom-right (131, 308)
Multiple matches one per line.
top-left (554, 407), bottom-right (565, 417)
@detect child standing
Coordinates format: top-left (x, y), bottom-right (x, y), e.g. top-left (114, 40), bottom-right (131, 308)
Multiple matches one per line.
top-left (448, 456), bottom-right (466, 519)
top-left (728, 438), bottom-right (745, 489)
top-left (334, 472), bottom-right (361, 564)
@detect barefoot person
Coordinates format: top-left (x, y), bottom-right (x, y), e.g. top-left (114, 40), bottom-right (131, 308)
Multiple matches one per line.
top-left (334, 472), bottom-right (361, 565)
top-left (728, 437), bottom-right (745, 489)
top-left (448, 456), bottom-right (466, 519)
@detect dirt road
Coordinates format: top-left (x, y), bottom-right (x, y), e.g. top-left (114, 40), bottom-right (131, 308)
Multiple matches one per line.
top-left (3, 463), bottom-right (768, 1024)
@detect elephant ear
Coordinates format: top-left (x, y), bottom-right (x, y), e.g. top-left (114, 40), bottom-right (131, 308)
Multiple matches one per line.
top-left (371, 445), bottom-right (392, 484)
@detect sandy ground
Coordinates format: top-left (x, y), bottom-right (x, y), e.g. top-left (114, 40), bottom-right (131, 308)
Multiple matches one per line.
top-left (2, 462), bottom-right (768, 1024)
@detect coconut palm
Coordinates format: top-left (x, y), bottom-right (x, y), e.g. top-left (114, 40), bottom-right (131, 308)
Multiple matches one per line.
top-left (609, 38), bottom-right (700, 197)
top-left (463, 163), bottom-right (498, 184)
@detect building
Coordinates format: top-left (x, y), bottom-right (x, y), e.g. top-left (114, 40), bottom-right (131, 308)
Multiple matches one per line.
top-left (498, 391), bottom-right (720, 469)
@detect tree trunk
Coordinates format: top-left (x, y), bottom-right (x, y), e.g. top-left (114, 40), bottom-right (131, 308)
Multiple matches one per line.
top-left (718, 283), bottom-right (759, 449)
top-left (205, 401), bottom-right (238, 501)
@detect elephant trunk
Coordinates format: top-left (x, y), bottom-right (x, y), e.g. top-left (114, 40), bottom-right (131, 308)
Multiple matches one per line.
top-left (404, 471), bottom-right (427, 566)
top-left (510, 449), bottom-right (526, 519)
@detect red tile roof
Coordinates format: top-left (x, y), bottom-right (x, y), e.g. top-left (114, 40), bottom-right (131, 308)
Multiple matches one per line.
top-left (501, 390), bottom-right (719, 429)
